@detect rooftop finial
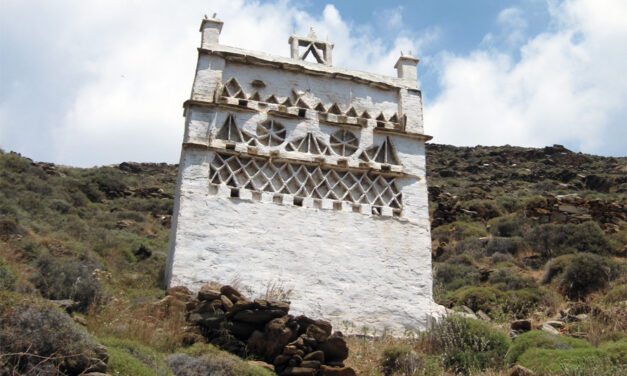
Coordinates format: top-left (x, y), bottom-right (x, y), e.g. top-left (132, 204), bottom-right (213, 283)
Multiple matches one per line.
top-left (307, 27), bottom-right (317, 39)
top-left (212, 12), bottom-right (217, 18)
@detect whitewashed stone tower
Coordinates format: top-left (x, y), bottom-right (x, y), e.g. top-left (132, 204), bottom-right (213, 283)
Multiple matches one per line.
top-left (166, 17), bottom-right (443, 333)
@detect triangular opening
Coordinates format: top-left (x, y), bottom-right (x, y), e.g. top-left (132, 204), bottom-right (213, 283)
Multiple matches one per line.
top-left (376, 113), bottom-right (387, 122)
top-left (266, 95), bottom-right (279, 104)
top-left (300, 43), bottom-right (325, 64)
top-left (328, 103), bottom-right (342, 115)
top-left (345, 107), bottom-right (358, 117)
top-left (249, 92), bottom-right (261, 101)
top-left (388, 113), bottom-right (399, 123)
top-left (314, 102), bottom-right (326, 112)
top-left (281, 97), bottom-right (293, 107)
top-left (216, 114), bottom-right (243, 142)
top-left (295, 98), bottom-right (310, 109)
top-left (360, 110), bottom-right (372, 119)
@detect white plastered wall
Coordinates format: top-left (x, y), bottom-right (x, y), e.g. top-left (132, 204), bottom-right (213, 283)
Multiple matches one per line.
top-left (166, 52), bottom-right (443, 334)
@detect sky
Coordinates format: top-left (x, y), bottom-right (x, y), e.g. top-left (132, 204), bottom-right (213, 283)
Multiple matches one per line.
top-left (0, 0), bottom-right (625, 167)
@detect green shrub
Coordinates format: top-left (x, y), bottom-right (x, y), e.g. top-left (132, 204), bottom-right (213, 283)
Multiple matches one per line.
top-left (605, 284), bottom-right (627, 304)
top-left (489, 269), bottom-right (537, 291)
top-left (491, 251), bottom-right (514, 264)
top-left (0, 293), bottom-right (106, 375)
top-left (503, 288), bottom-right (543, 318)
top-left (495, 195), bottom-right (525, 213)
top-left (527, 222), bottom-right (613, 258)
top-left (445, 286), bottom-right (507, 314)
top-left (167, 352), bottom-right (273, 376)
top-left (31, 253), bottom-right (103, 312)
top-left (432, 221), bottom-right (487, 243)
top-left (488, 214), bottom-right (530, 237)
top-left (505, 330), bottom-right (591, 365)
top-left (542, 254), bottom-right (574, 284)
top-left (517, 341), bottom-right (627, 375)
top-left (425, 315), bottom-right (510, 375)
top-left (434, 263), bottom-right (480, 294)
top-left (101, 337), bottom-right (171, 376)
top-left (486, 236), bottom-right (528, 255)
top-left (559, 253), bottom-right (623, 299)
top-left (0, 257), bottom-right (16, 291)
top-left (380, 345), bottom-right (442, 376)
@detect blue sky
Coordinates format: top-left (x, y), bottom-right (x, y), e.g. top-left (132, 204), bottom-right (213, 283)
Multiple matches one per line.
top-left (0, 0), bottom-right (625, 166)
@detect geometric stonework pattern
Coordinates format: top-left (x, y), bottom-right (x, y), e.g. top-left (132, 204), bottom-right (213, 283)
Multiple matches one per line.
top-left (329, 129), bottom-right (359, 156)
top-left (215, 114), bottom-right (258, 145)
top-left (286, 132), bottom-right (332, 155)
top-left (359, 137), bottom-right (400, 165)
top-left (210, 153), bottom-right (402, 210)
top-left (256, 119), bottom-right (286, 146)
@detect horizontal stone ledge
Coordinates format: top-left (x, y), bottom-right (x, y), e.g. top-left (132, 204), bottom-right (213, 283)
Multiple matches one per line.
top-left (182, 100), bottom-right (431, 140)
top-left (200, 144), bottom-right (413, 178)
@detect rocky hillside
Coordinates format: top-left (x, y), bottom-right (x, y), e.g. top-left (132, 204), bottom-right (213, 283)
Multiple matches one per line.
top-left (0, 144), bottom-right (625, 376)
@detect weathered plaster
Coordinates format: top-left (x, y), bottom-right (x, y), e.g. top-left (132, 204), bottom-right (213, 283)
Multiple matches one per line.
top-left (166, 18), bottom-right (444, 334)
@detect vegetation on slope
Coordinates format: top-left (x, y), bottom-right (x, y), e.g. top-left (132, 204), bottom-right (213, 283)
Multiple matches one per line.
top-left (0, 144), bottom-right (625, 375)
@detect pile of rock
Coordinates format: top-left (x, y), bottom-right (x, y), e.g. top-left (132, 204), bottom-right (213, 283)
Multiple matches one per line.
top-left (525, 194), bottom-right (625, 233)
top-left (167, 283), bottom-right (355, 376)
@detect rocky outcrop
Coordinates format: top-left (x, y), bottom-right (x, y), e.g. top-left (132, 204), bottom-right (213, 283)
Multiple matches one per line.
top-left (166, 283), bottom-right (355, 376)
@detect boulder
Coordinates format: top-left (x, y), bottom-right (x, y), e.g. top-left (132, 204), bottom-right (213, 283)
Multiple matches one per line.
top-left (319, 365), bottom-right (357, 376)
top-left (476, 310), bottom-right (491, 321)
top-left (300, 360), bottom-right (321, 369)
top-left (166, 286), bottom-right (193, 301)
top-left (233, 309), bottom-right (285, 324)
top-left (546, 320), bottom-right (565, 329)
top-left (197, 282), bottom-right (222, 301)
top-left (273, 354), bottom-right (291, 366)
top-left (540, 323), bottom-right (560, 335)
top-left (509, 364), bottom-right (536, 376)
top-left (306, 323), bottom-right (330, 342)
top-left (319, 336), bottom-right (349, 362)
top-left (220, 295), bottom-right (234, 312)
top-left (282, 367), bottom-right (317, 376)
top-left (220, 285), bottom-right (244, 302)
top-left (303, 350), bottom-right (324, 363)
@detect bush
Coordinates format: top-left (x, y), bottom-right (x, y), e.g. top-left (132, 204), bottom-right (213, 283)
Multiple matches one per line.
top-left (32, 253), bottom-right (104, 312)
top-left (462, 199), bottom-right (502, 220)
top-left (0, 293), bottom-right (106, 375)
top-left (100, 337), bottom-right (170, 376)
top-left (503, 288), bottom-right (543, 318)
top-left (489, 269), bottom-right (537, 291)
top-left (541, 254), bottom-right (574, 284)
top-left (559, 253), bottom-right (623, 299)
top-left (605, 284), bottom-right (627, 304)
top-left (517, 341), bottom-right (627, 375)
top-left (486, 236), bottom-right (528, 255)
top-left (432, 221), bottom-right (487, 243)
top-left (380, 345), bottom-right (442, 376)
top-left (434, 263), bottom-right (480, 294)
top-left (0, 257), bottom-right (16, 291)
top-left (495, 195), bottom-right (524, 213)
top-left (491, 251), bottom-right (514, 264)
top-left (526, 222), bottom-right (613, 258)
top-left (167, 352), bottom-right (273, 376)
top-left (445, 286), bottom-right (506, 314)
top-left (505, 330), bottom-right (591, 365)
top-left (488, 214), bottom-right (530, 237)
top-left (425, 315), bottom-right (510, 375)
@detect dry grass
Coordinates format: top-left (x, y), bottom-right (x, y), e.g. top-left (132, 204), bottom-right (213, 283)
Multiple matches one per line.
top-left (86, 296), bottom-right (188, 352)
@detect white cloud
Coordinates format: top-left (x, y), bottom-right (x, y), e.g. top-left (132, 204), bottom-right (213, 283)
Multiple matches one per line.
top-left (0, 0), bottom-right (429, 166)
top-left (425, 0), bottom-right (627, 156)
